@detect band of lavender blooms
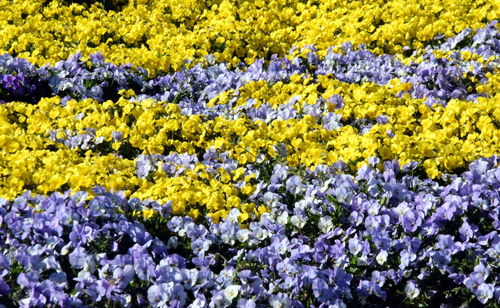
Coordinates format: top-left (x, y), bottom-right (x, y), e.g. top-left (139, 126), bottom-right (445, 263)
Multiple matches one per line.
top-left (1, 21), bottom-right (498, 108)
top-left (0, 156), bottom-right (499, 307)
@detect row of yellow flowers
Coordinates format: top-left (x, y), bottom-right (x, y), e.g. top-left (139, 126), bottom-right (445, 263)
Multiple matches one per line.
top-left (0, 0), bottom-right (497, 75)
top-left (1, 75), bottom-right (498, 219)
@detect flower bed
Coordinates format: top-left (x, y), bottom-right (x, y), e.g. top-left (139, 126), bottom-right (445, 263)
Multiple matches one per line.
top-left (0, 0), bottom-right (499, 307)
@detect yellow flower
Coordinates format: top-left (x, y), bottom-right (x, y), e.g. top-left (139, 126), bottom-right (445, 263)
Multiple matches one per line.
top-left (142, 208), bottom-right (155, 220)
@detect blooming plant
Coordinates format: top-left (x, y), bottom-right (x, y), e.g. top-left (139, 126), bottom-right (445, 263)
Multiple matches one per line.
top-left (0, 0), bottom-right (499, 307)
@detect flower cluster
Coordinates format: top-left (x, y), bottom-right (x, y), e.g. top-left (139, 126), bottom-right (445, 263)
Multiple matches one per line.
top-left (0, 156), bottom-right (499, 306)
top-left (1, 25), bottom-right (499, 209)
top-left (0, 0), bottom-right (499, 306)
top-left (0, 0), bottom-right (497, 74)
top-left (1, 21), bottom-right (499, 106)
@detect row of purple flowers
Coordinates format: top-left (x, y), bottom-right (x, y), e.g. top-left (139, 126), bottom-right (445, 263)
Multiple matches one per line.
top-left (0, 155), bottom-right (498, 306)
top-left (1, 22), bottom-right (498, 110)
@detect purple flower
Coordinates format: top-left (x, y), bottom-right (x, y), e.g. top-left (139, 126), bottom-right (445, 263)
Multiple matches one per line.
top-left (405, 280), bottom-right (420, 300)
top-left (349, 211), bottom-right (364, 226)
top-left (69, 224), bottom-right (95, 246)
top-left (435, 234), bottom-right (457, 253)
top-left (375, 115), bottom-right (389, 124)
top-left (475, 283), bottom-right (494, 304)
top-left (464, 272), bottom-right (484, 292)
top-left (356, 279), bottom-right (372, 297)
top-left (0, 279), bottom-right (10, 296)
top-left (96, 279), bottom-right (117, 301)
top-left (371, 271), bottom-right (385, 287)
top-left (167, 216), bottom-right (185, 232)
top-left (473, 262), bottom-right (490, 280)
top-left (136, 154), bottom-right (155, 178)
top-left (112, 265), bottom-right (135, 289)
top-left (189, 294), bottom-right (208, 308)
top-left (348, 238), bottom-right (362, 255)
top-left (130, 244), bottom-right (156, 280)
top-left (286, 176), bottom-right (305, 195)
top-left (148, 283), bottom-right (173, 307)
top-left (0, 254), bottom-right (10, 278)
top-left (399, 250), bottom-right (416, 269)
top-left (459, 220), bottom-right (478, 242)
top-left (312, 277), bottom-right (329, 300)
top-left (401, 210), bottom-right (422, 233)
top-left (237, 298), bottom-right (257, 308)
top-left (327, 95), bottom-right (344, 109)
top-left (270, 164), bottom-right (288, 185)
top-left (69, 247), bottom-right (90, 269)
top-left (16, 271), bottom-right (38, 289)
